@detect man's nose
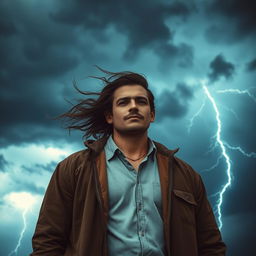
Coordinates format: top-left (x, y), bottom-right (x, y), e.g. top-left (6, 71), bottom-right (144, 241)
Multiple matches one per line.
top-left (129, 99), bottom-right (138, 109)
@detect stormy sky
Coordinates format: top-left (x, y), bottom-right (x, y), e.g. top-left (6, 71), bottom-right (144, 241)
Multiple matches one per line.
top-left (0, 0), bottom-right (256, 255)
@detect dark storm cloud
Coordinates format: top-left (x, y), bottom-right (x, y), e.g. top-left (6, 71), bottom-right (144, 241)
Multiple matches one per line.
top-left (156, 82), bottom-right (194, 121)
top-left (51, 0), bottom-right (194, 61)
top-left (22, 161), bottom-right (58, 174)
top-left (222, 212), bottom-right (256, 255)
top-left (0, 8), bottom-right (80, 79)
top-left (0, 0), bottom-right (196, 147)
top-left (0, 1), bottom-right (83, 146)
top-left (11, 177), bottom-right (45, 195)
top-left (225, 159), bottom-right (256, 215)
top-left (208, 54), bottom-right (235, 83)
top-left (35, 161), bottom-right (59, 173)
top-left (205, 0), bottom-right (256, 42)
top-left (0, 18), bottom-right (17, 36)
top-left (0, 92), bottom-right (66, 147)
top-left (155, 43), bottom-right (194, 69)
top-left (0, 154), bottom-right (9, 172)
top-left (246, 58), bottom-right (256, 71)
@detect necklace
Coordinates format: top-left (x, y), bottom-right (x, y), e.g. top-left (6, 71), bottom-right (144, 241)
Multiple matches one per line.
top-left (124, 152), bottom-right (147, 161)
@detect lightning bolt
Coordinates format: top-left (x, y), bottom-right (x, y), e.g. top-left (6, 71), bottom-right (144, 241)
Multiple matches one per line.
top-left (202, 81), bottom-right (232, 230)
top-left (216, 88), bottom-right (256, 158)
top-left (202, 155), bottom-right (223, 172)
top-left (219, 104), bottom-right (239, 120)
top-left (5, 192), bottom-right (36, 256)
top-left (223, 142), bottom-right (256, 158)
top-left (188, 81), bottom-right (256, 230)
top-left (8, 209), bottom-right (28, 256)
top-left (217, 88), bottom-right (256, 103)
top-left (187, 98), bottom-right (206, 133)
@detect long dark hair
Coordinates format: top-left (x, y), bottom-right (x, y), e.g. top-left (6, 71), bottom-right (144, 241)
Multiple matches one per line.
top-left (59, 67), bottom-right (155, 140)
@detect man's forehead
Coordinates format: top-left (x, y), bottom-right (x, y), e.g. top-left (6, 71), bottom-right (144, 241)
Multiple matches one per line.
top-left (113, 85), bottom-right (148, 100)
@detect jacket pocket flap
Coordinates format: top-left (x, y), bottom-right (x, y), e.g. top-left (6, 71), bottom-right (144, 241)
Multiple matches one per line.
top-left (173, 189), bottom-right (197, 206)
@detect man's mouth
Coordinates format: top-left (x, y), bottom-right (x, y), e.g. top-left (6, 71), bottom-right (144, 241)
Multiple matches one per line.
top-left (125, 114), bottom-right (143, 120)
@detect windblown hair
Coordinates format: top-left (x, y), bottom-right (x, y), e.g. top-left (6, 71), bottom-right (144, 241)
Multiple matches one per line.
top-left (59, 67), bottom-right (155, 140)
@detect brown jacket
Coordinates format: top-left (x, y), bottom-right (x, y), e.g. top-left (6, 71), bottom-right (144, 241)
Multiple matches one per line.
top-left (30, 137), bottom-right (226, 256)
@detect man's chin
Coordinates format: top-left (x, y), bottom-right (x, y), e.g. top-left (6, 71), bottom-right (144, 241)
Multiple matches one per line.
top-left (115, 125), bottom-right (150, 136)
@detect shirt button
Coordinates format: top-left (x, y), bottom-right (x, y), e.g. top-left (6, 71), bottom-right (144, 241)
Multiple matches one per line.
top-left (138, 203), bottom-right (142, 211)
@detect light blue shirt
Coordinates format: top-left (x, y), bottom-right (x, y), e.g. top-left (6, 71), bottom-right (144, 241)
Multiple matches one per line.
top-left (105, 136), bottom-right (165, 256)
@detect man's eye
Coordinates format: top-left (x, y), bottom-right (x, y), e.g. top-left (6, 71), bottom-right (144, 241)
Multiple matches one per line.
top-left (118, 101), bottom-right (127, 105)
top-left (138, 100), bottom-right (147, 104)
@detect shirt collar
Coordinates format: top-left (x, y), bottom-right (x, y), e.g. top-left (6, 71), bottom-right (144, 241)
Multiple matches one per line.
top-left (105, 135), bottom-right (156, 161)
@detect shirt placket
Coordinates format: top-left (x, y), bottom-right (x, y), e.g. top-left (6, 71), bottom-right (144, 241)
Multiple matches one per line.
top-left (135, 165), bottom-right (147, 255)
top-left (117, 150), bottom-right (150, 256)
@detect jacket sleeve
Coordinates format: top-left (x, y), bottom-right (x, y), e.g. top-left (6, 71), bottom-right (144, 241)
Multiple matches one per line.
top-left (30, 160), bottom-right (74, 256)
top-left (195, 175), bottom-right (226, 256)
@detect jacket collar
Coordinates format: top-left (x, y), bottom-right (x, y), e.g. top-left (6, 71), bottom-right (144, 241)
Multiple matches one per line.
top-left (153, 141), bottom-right (179, 157)
top-left (84, 136), bottom-right (109, 156)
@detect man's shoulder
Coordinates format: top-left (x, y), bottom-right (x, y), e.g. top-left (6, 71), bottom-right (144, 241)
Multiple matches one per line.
top-left (57, 137), bottom-right (108, 169)
top-left (154, 140), bottom-right (200, 177)
top-left (58, 148), bottom-right (91, 169)
top-left (174, 156), bottom-right (200, 176)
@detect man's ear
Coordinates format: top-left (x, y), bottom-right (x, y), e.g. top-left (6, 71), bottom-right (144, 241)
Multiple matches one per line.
top-left (105, 111), bottom-right (113, 124)
top-left (150, 111), bottom-right (155, 123)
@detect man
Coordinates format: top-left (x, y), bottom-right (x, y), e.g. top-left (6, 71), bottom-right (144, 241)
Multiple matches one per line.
top-left (30, 69), bottom-right (226, 256)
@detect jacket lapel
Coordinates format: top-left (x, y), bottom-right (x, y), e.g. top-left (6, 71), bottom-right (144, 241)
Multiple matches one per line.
top-left (96, 150), bottom-right (109, 223)
top-left (157, 152), bottom-right (171, 255)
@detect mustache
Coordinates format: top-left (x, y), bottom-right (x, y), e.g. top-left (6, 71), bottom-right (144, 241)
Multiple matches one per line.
top-left (124, 113), bottom-right (144, 120)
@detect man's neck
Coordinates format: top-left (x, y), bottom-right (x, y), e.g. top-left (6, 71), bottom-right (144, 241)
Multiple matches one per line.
top-left (112, 131), bottom-right (149, 158)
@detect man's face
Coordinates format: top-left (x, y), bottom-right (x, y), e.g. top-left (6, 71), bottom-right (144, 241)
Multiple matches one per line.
top-left (105, 85), bottom-right (155, 135)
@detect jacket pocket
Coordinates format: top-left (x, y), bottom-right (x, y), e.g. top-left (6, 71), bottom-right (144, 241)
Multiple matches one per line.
top-left (173, 189), bottom-right (197, 226)
top-left (173, 189), bottom-right (197, 206)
